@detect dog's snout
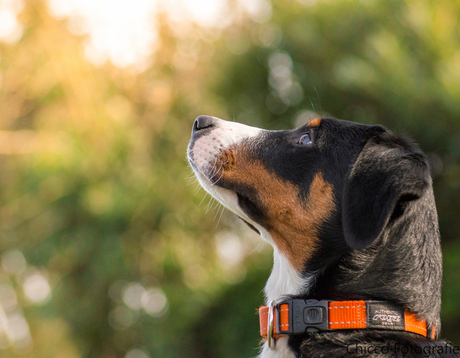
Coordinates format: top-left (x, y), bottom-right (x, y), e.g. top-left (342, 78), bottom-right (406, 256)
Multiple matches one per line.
top-left (192, 115), bottom-right (216, 134)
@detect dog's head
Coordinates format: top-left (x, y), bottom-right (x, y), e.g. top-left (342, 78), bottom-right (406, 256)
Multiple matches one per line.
top-left (187, 116), bottom-right (431, 274)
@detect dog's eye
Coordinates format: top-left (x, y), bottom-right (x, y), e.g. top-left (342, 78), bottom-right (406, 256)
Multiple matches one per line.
top-left (298, 133), bottom-right (312, 145)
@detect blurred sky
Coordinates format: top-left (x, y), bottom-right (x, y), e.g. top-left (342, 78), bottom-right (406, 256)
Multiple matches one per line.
top-left (0, 0), bottom-right (275, 70)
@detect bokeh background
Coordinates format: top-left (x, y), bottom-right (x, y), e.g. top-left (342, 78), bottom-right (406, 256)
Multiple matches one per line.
top-left (0, 0), bottom-right (459, 357)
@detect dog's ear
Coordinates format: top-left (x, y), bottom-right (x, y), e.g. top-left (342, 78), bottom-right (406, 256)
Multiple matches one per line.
top-left (342, 128), bottom-right (430, 250)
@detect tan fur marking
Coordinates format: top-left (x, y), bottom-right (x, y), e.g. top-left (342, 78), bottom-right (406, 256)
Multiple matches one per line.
top-left (267, 173), bottom-right (334, 271)
top-left (308, 118), bottom-right (322, 127)
top-left (220, 148), bottom-right (334, 271)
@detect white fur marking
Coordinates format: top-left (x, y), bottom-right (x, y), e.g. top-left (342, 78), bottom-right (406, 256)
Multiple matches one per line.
top-left (258, 240), bottom-right (308, 358)
top-left (262, 231), bottom-right (307, 303)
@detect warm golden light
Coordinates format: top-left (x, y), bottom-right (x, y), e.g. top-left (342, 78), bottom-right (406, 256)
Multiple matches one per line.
top-left (44, 0), bottom-right (272, 69)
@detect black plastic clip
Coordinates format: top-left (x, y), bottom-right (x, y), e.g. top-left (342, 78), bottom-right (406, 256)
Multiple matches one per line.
top-left (276, 299), bottom-right (330, 335)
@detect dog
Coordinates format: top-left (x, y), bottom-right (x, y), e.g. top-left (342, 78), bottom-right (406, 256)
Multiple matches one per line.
top-left (187, 115), bottom-right (459, 358)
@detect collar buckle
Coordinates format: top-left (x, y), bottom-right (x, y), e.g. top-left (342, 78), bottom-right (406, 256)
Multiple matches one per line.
top-left (276, 299), bottom-right (330, 335)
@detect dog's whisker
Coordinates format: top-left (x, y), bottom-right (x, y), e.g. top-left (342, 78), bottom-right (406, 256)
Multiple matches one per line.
top-left (208, 157), bottom-right (219, 180)
top-left (210, 163), bottom-right (227, 180)
top-left (211, 198), bottom-right (220, 212)
top-left (213, 202), bottom-right (223, 221)
top-left (209, 163), bottom-right (223, 182)
top-left (213, 203), bottom-right (221, 221)
top-left (206, 197), bottom-right (220, 214)
top-left (205, 197), bottom-right (214, 212)
top-left (206, 198), bottom-right (221, 215)
top-left (185, 175), bottom-right (198, 186)
top-left (208, 161), bottom-right (220, 179)
top-left (209, 167), bottom-right (221, 181)
top-left (215, 206), bottom-right (225, 228)
top-left (198, 192), bottom-right (209, 207)
top-left (252, 239), bottom-right (265, 254)
top-left (193, 182), bottom-right (202, 195)
top-left (211, 169), bottom-right (225, 185)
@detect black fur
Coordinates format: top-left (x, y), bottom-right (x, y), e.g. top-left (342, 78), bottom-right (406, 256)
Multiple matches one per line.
top-left (294, 120), bottom-right (452, 357)
top-left (342, 132), bottom-right (430, 249)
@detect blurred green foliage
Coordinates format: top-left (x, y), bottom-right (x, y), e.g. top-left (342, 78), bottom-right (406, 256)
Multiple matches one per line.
top-left (0, 0), bottom-right (459, 357)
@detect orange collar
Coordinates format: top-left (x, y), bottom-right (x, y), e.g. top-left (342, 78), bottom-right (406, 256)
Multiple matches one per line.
top-left (259, 299), bottom-right (434, 348)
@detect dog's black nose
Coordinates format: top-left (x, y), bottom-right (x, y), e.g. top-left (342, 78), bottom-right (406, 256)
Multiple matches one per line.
top-left (192, 115), bottom-right (215, 134)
